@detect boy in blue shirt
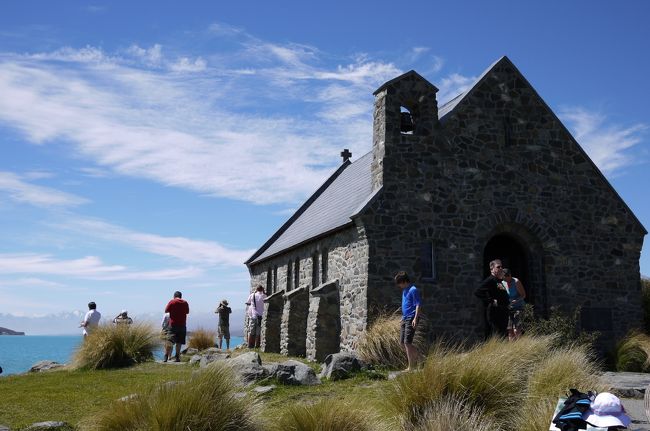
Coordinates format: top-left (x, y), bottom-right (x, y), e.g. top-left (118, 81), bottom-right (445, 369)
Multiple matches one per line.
top-left (396, 271), bottom-right (421, 371)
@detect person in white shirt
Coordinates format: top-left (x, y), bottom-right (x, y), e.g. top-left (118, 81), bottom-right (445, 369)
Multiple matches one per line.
top-left (245, 285), bottom-right (267, 348)
top-left (80, 301), bottom-right (101, 337)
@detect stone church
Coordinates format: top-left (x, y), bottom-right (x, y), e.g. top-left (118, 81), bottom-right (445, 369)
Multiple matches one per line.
top-left (245, 56), bottom-right (646, 361)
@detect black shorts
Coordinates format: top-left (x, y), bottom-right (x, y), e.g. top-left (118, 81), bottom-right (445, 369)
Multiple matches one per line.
top-left (169, 326), bottom-right (187, 345)
top-left (400, 318), bottom-right (417, 345)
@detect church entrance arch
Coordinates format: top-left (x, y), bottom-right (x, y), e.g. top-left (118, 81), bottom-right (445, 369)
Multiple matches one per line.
top-left (482, 225), bottom-right (546, 309)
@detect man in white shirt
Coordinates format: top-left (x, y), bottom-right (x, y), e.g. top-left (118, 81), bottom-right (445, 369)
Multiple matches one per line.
top-left (81, 301), bottom-right (101, 337)
top-left (245, 285), bottom-right (266, 348)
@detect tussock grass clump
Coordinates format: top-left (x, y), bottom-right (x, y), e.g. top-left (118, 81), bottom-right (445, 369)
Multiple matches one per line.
top-left (402, 396), bottom-right (497, 431)
top-left (356, 313), bottom-right (426, 369)
top-left (384, 336), bottom-right (603, 430)
top-left (86, 364), bottom-right (261, 431)
top-left (187, 327), bottom-right (216, 351)
top-left (614, 331), bottom-right (650, 372)
top-left (73, 323), bottom-right (160, 370)
top-left (270, 399), bottom-right (386, 431)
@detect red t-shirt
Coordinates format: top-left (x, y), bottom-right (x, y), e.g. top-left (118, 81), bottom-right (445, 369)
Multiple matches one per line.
top-left (165, 298), bottom-right (189, 327)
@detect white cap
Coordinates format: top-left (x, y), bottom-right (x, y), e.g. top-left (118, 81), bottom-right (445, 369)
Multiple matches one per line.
top-left (582, 392), bottom-right (630, 428)
top-left (121, 309), bottom-right (128, 315)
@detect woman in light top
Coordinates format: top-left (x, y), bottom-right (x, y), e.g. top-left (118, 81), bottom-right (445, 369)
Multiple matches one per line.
top-left (502, 268), bottom-right (526, 341)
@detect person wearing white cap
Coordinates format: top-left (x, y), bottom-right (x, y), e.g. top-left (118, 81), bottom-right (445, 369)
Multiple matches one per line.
top-left (582, 392), bottom-right (631, 429)
top-left (113, 310), bottom-right (133, 325)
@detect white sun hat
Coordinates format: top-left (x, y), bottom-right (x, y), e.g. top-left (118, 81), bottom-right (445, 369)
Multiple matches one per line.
top-left (582, 392), bottom-right (631, 428)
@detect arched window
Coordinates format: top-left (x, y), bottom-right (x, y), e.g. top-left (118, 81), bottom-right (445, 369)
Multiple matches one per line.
top-left (400, 106), bottom-right (414, 134)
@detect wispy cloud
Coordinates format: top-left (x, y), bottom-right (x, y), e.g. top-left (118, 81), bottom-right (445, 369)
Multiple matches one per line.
top-left (56, 218), bottom-right (254, 267)
top-left (0, 253), bottom-right (201, 280)
top-left (0, 171), bottom-right (87, 207)
top-left (560, 107), bottom-right (647, 173)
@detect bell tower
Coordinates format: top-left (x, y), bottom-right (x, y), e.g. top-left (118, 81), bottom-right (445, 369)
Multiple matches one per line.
top-left (370, 70), bottom-right (439, 191)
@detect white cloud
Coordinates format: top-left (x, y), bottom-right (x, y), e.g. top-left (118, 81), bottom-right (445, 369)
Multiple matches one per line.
top-left (437, 72), bottom-right (477, 105)
top-left (57, 218), bottom-right (254, 267)
top-left (169, 57), bottom-right (207, 73)
top-left (0, 253), bottom-right (201, 280)
top-left (560, 107), bottom-right (647, 173)
top-left (0, 171), bottom-right (87, 207)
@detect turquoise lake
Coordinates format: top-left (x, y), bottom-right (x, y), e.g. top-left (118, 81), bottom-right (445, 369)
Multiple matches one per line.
top-left (0, 335), bottom-right (244, 376)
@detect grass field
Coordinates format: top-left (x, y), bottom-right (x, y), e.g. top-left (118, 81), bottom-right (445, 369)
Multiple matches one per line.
top-left (0, 352), bottom-right (390, 429)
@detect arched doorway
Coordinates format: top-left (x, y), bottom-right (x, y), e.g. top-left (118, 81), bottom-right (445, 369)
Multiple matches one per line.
top-left (483, 233), bottom-right (533, 304)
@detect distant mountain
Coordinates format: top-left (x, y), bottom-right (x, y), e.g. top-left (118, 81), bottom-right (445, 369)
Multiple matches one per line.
top-left (0, 309), bottom-right (245, 336)
top-left (0, 326), bottom-right (25, 335)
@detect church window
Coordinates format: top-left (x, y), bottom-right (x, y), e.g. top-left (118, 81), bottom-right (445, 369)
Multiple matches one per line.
top-left (287, 262), bottom-right (293, 291)
top-left (312, 252), bottom-right (320, 288)
top-left (420, 242), bottom-right (436, 280)
top-left (321, 249), bottom-right (329, 283)
top-left (400, 106), bottom-right (414, 135)
top-left (294, 258), bottom-right (300, 289)
top-left (273, 266), bottom-right (278, 293)
top-left (266, 268), bottom-right (272, 295)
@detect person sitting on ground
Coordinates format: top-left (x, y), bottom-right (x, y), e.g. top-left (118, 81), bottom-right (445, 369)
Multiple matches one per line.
top-left (164, 291), bottom-right (190, 362)
top-left (112, 310), bottom-right (133, 325)
top-left (474, 259), bottom-right (509, 339)
top-left (501, 268), bottom-right (526, 341)
top-left (215, 299), bottom-right (232, 351)
top-left (396, 271), bottom-right (421, 372)
top-left (80, 301), bottom-right (101, 338)
top-left (245, 285), bottom-right (266, 348)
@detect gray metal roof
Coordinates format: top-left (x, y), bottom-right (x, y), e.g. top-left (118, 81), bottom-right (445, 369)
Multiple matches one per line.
top-left (248, 151), bottom-right (374, 264)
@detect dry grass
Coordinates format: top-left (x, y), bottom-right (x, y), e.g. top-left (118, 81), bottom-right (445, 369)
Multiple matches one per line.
top-left (187, 327), bottom-right (217, 351)
top-left (402, 396), bottom-right (498, 431)
top-left (356, 313), bottom-right (426, 369)
top-left (73, 323), bottom-right (160, 370)
top-left (269, 399), bottom-right (386, 431)
top-left (84, 364), bottom-right (261, 431)
top-left (383, 335), bottom-right (604, 431)
top-left (614, 331), bottom-right (650, 372)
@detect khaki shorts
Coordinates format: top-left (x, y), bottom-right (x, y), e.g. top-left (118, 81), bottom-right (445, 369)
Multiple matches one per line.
top-left (248, 316), bottom-right (262, 337)
top-left (217, 325), bottom-right (230, 339)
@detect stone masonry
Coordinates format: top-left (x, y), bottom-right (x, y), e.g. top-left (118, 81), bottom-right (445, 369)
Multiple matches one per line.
top-left (246, 56), bottom-right (646, 359)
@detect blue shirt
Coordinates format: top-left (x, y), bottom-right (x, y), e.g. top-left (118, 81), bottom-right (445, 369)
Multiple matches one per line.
top-left (402, 285), bottom-right (421, 320)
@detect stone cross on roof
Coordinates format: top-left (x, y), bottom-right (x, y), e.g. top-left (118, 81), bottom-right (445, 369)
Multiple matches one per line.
top-left (340, 149), bottom-right (352, 163)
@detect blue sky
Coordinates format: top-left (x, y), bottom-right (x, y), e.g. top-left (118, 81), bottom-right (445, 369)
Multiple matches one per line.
top-left (0, 1), bottom-right (648, 330)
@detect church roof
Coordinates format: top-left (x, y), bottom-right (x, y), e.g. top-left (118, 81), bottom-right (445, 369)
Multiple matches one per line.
top-left (246, 151), bottom-right (374, 264)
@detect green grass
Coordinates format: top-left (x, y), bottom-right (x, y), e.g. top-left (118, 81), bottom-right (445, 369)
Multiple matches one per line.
top-left (614, 331), bottom-right (650, 372)
top-left (0, 363), bottom-right (194, 429)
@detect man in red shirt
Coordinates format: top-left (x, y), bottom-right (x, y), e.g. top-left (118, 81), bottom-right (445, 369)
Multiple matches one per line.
top-left (164, 291), bottom-right (190, 362)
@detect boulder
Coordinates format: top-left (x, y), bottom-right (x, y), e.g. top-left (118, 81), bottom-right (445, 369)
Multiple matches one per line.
top-left (252, 385), bottom-right (276, 394)
top-left (225, 352), bottom-right (267, 383)
top-left (319, 352), bottom-right (365, 381)
top-left (0, 425), bottom-right (10, 431)
top-left (199, 352), bottom-right (230, 368)
top-left (272, 360), bottom-right (320, 386)
top-left (185, 348), bottom-right (199, 355)
top-left (23, 422), bottom-right (73, 431)
top-left (262, 362), bottom-right (279, 376)
top-left (189, 354), bottom-right (202, 365)
top-left (29, 361), bottom-right (65, 373)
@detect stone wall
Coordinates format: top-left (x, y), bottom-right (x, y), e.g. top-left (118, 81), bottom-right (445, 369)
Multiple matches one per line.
top-left (248, 225), bottom-right (369, 357)
top-left (306, 280), bottom-right (341, 361)
top-left (362, 58), bottom-right (645, 348)
top-left (280, 286), bottom-right (309, 356)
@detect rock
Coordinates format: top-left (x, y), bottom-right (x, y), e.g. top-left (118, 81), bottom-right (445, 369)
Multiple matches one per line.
top-left (262, 362), bottom-right (279, 376)
top-left (23, 422), bottom-right (73, 431)
top-left (388, 370), bottom-right (406, 380)
top-left (319, 352), bottom-right (364, 381)
top-left (253, 385), bottom-right (276, 394)
top-left (118, 394), bottom-right (138, 402)
top-left (199, 352), bottom-right (230, 368)
top-left (602, 372), bottom-right (650, 399)
top-left (225, 352), bottom-right (267, 383)
top-left (0, 425), bottom-right (10, 431)
top-left (189, 354), bottom-right (202, 365)
top-left (29, 361), bottom-right (65, 373)
top-left (201, 347), bottom-right (220, 354)
top-left (272, 360), bottom-right (320, 386)
top-left (185, 348), bottom-right (199, 355)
